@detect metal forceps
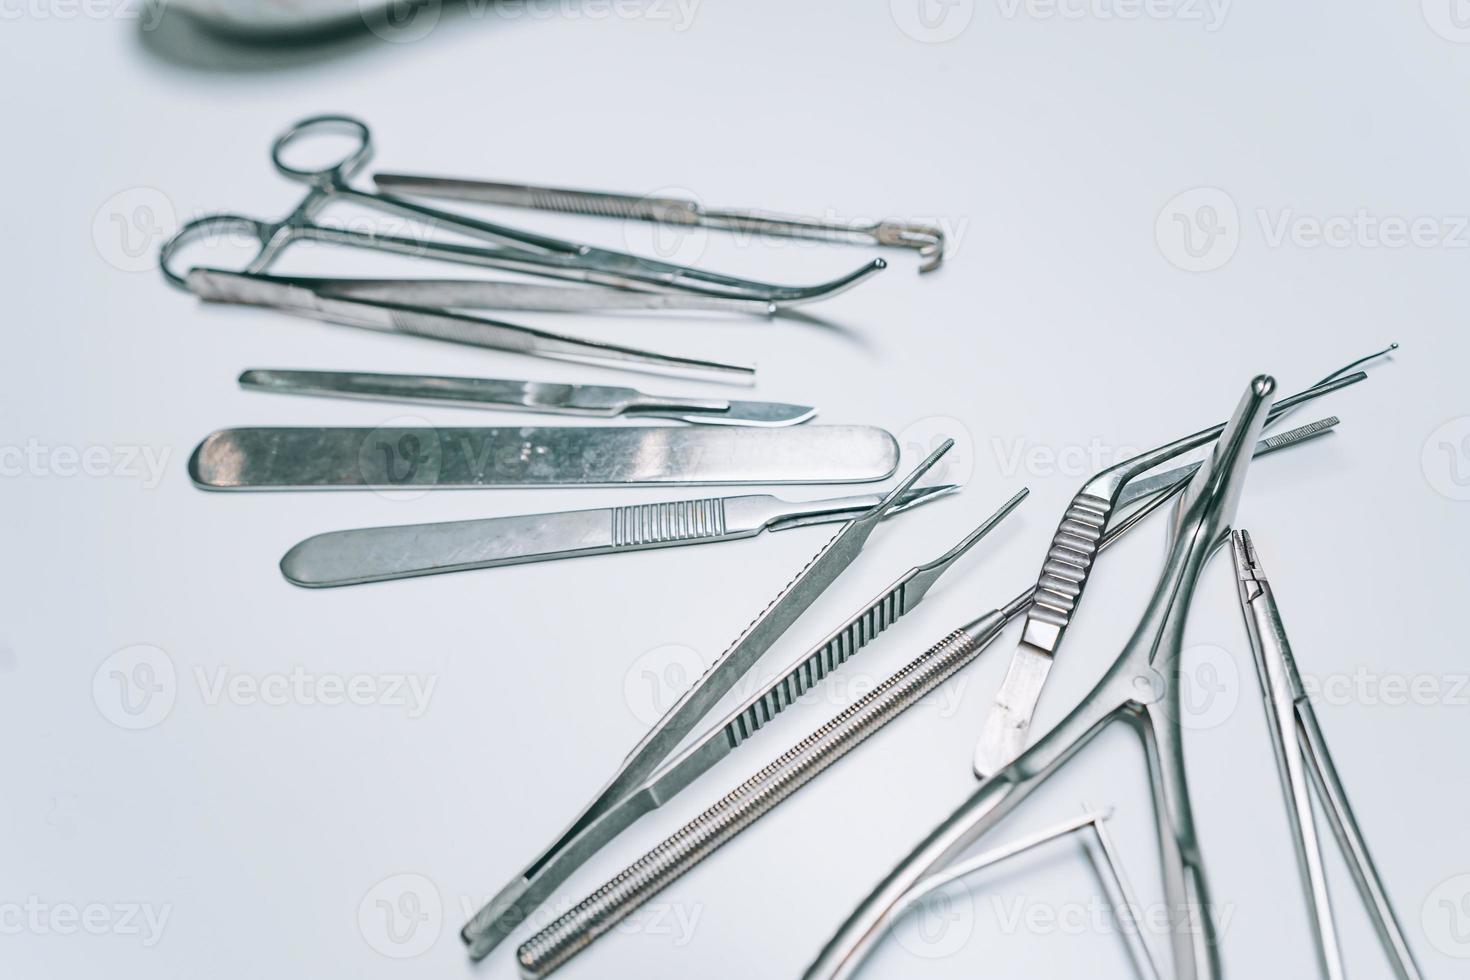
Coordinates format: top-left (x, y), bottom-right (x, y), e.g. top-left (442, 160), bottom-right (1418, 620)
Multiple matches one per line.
top-left (1230, 530), bottom-right (1423, 980)
top-left (973, 349), bottom-right (1389, 778)
top-left (804, 376), bottom-right (1296, 980)
top-left (157, 114), bottom-right (884, 310)
top-left (460, 441), bottom-right (955, 958)
top-left (374, 172), bottom-right (947, 272)
top-left (502, 416), bottom-right (1340, 978)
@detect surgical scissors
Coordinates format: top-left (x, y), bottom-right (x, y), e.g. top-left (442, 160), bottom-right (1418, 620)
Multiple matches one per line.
top-left (157, 115), bottom-right (884, 309)
top-left (1230, 529), bottom-right (1423, 980)
top-left (805, 375), bottom-right (1283, 980)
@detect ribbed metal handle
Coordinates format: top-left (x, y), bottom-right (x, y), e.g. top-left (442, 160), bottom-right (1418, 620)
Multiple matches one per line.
top-left (721, 580), bottom-right (911, 749)
top-left (1023, 492), bottom-right (1111, 645)
top-left (609, 499), bottom-right (728, 548)
top-left (516, 627), bottom-right (982, 979)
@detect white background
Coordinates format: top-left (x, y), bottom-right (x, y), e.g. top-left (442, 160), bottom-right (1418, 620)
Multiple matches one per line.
top-left (3, 2), bottom-right (1468, 978)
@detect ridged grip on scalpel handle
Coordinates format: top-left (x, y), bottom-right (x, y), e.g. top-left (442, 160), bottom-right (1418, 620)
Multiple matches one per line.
top-left (609, 499), bottom-right (728, 548)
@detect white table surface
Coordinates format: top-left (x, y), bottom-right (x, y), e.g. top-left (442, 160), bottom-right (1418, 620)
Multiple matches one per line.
top-left (4, 3), bottom-right (1468, 978)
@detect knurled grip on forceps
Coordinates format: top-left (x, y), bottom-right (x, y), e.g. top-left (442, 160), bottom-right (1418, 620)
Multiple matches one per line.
top-left (515, 622), bottom-right (998, 979)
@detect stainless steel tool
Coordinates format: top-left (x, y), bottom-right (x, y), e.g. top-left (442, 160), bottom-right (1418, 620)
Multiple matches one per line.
top-left (279, 485), bottom-right (956, 587)
top-left (805, 376), bottom-right (1285, 980)
top-left (460, 443), bottom-right (956, 958)
top-left (1231, 529), bottom-right (1423, 980)
top-left (188, 269), bottom-right (754, 384)
top-left (158, 115), bottom-right (884, 308)
top-left (971, 349), bottom-right (1388, 779)
top-left (497, 414), bottom-right (1340, 977)
top-left (188, 425), bottom-right (899, 491)
top-left (238, 369), bottom-right (812, 426)
top-left (517, 807), bottom-right (1160, 979)
top-left (460, 415), bottom-right (1338, 965)
top-left (373, 172), bottom-right (947, 273)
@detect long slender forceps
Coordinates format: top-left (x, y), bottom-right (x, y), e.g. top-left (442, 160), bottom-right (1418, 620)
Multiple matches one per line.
top-left (804, 376), bottom-right (1308, 980)
top-left (157, 114), bottom-right (883, 309)
top-left (374, 172), bottom-right (947, 272)
top-left (460, 441), bottom-right (960, 957)
top-left (972, 348), bottom-right (1390, 778)
top-left (502, 416), bottom-right (1341, 977)
top-left (1231, 530), bottom-right (1423, 980)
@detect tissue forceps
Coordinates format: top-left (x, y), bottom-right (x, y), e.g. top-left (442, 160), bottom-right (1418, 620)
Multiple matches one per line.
top-left (805, 375), bottom-right (1282, 980)
top-left (972, 350), bottom-right (1385, 779)
top-left (460, 442), bottom-right (954, 957)
top-left (506, 416), bottom-right (1338, 977)
top-left (374, 172), bottom-right (947, 272)
top-left (1230, 530), bottom-right (1423, 980)
top-left (157, 115), bottom-right (883, 309)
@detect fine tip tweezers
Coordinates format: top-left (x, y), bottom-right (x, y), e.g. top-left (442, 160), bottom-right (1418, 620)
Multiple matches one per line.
top-left (805, 374), bottom-right (1284, 980)
top-left (1231, 529), bottom-right (1423, 980)
top-left (278, 484), bottom-right (958, 588)
top-left (187, 268), bottom-right (755, 385)
top-left (460, 441), bottom-right (962, 959)
top-left (238, 369), bottom-right (814, 427)
top-left (972, 352), bottom-right (1383, 779)
top-left (373, 172), bottom-right (948, 273)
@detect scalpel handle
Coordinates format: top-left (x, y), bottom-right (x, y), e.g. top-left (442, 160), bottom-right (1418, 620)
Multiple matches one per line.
top-left (280, 497), bottom-right (770, 587)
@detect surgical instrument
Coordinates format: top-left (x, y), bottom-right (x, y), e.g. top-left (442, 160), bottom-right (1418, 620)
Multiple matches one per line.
top-left (504, 413), bottom-right (1338, 976)
top-left (1231, 530), bottom-right (1423, 980)
top-left (238, 369), bottom-right (812, 426)
top-left (279, 485), bottom-right (958, 588)
top-left (225, 275), bottom-right (778, 315)
top-left (374, 172), bottom-right (948, 273)
top-left (805, 376), bottom-right (1284, 980)
top-left (465, 414), bottom-right (1339, 961)
top-left (518, 806), bottom-right (1157, 979)
top-left (972, 352), bottom-right (1381, 779)
top-left (158, 115), bottom-right (884, 308)
top-left (188, 424), bottom-right (899, 491)
top-left (188, 269), bottom-right (754, 383)
top-left (461, 442), bottom-right (956, 958)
